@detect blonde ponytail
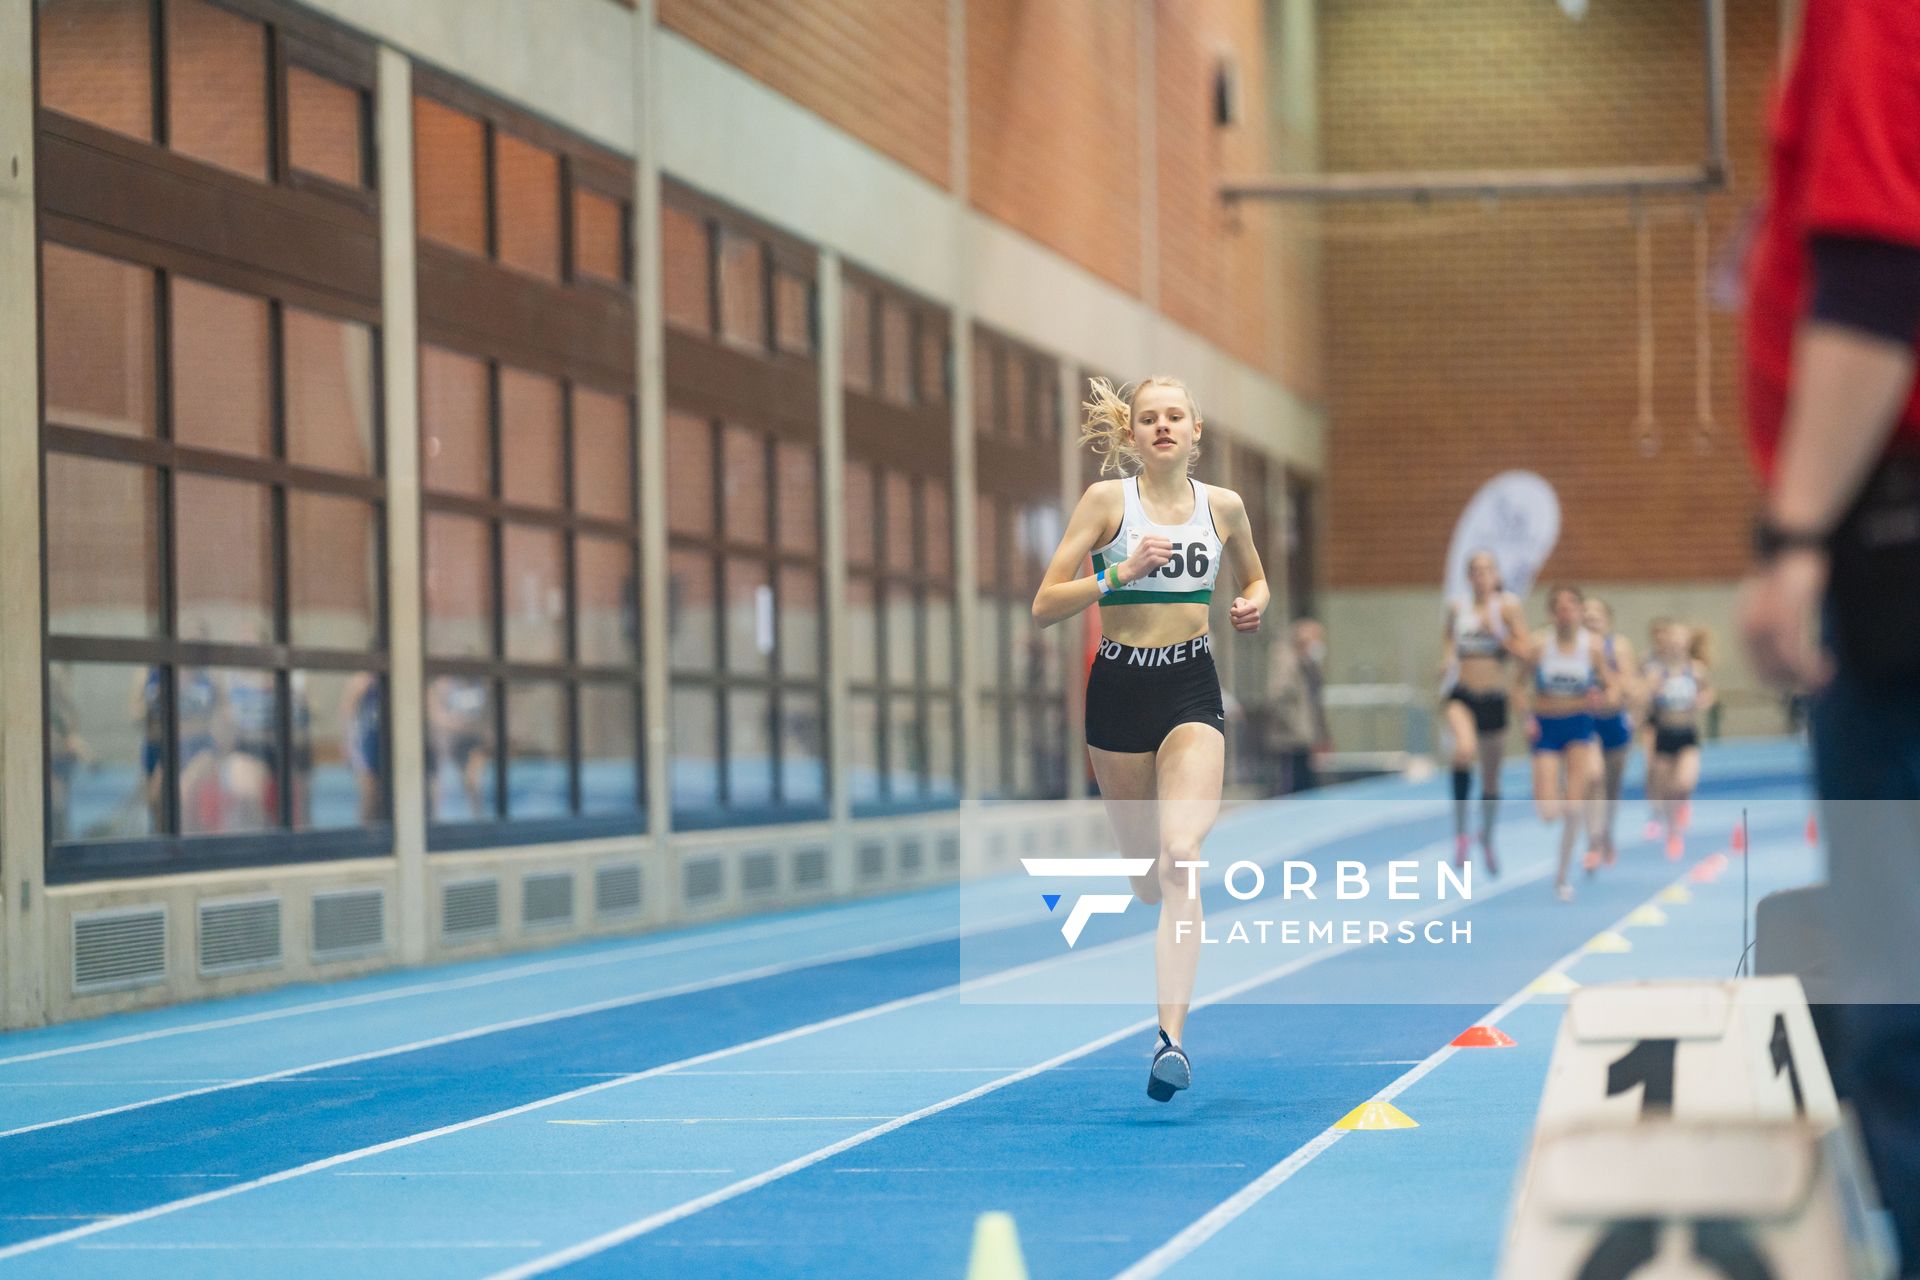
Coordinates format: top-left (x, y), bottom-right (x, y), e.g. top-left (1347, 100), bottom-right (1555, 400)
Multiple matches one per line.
top-left (1078, 375), bottom-right (1202, 476)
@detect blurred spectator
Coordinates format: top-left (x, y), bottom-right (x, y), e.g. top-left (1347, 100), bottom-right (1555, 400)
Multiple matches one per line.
top-left (1737, 0), bottom-right (1920, 1266)
top-left (1265, 618), bottom-right (1330, 793)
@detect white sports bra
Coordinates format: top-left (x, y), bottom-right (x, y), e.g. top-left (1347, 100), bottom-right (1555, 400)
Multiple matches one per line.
top-left (1649, 661), bottom-right (1702, 715)
top-left (1452, 597), bottom-right (1510, 660)
top-left (1090, 476), bottom-right (1223, 605)
top-left (1535, 631), bottom-right (1597, 699)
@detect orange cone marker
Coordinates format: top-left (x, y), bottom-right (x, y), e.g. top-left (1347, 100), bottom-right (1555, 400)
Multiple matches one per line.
top-left (1806, 815), bottom-right (1819, 847)
top-left (1452, 1025), bottom-right (1517, 1048)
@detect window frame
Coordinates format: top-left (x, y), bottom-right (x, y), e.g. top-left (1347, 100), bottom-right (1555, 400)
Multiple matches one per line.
top-left (660, 181), bottom-right (827, 830)
top-left (841, 266), bottom-right (957, 815)
top-left (973, 327), bottom-right (1068, 802)
top-left (418, 342), bottom-right (645, 850)
top-left (34, 0), bottom-right (387, 882)
top-left (38, 246), bottom-right (392, 883)
top-left (410, 76), bottom-right (642, 851)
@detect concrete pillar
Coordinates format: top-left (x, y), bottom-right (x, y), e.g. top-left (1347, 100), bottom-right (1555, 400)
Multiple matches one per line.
top-left (631, 0), bottom-right (672, 854)
top-left (816, 254), bottom-right (850, 827)
top-left (375, 48), bottom-right (430, 964)
top-left (0, 0), bottom-right (45, 1029)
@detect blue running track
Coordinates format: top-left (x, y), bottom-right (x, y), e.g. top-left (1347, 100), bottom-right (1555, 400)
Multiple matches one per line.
top-left (0, 740), bottom-right (1819, 1278)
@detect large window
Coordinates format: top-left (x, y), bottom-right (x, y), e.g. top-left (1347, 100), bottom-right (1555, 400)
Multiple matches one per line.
top-left (41, 248), bottom-right (387, 873)
top-left (975, 330), bottom-right (1068, 801)
top-left (36, 0), bottom-right (383, 881)
top-left (661, 185), bottom-right (825, 827)
top-left (843, 271), bottom-right (956, 813)
top-left (413, 80), bottom-right (640, 848)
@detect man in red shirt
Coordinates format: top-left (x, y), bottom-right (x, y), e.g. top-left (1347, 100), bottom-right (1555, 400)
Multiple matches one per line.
top-left (1739, 0), bottom-right (1920, 1267)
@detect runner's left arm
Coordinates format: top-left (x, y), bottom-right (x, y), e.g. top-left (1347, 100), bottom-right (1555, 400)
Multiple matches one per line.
top-left (1217, 488), bottom-right (1270, 633)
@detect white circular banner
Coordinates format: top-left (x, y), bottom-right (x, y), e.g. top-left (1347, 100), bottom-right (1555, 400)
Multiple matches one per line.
top-left (1443, 471), bottom-right (1561, 603)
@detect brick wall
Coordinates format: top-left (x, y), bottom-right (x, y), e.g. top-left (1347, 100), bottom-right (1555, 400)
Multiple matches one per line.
top-left (1321, 0), bottom-right (1777, 589)
top-left (965, 0), bottom-right (1144, 295)
top-left (659, 0), bottom-right (953, 187)
top-left (1155, 0), bottom-right (1287, 378)
top-left (659, 1), bottom-right (1315, 395)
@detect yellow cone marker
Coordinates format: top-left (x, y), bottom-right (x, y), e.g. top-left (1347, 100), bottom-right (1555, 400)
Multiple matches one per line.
top-left (1527, 970), bottom-right (1581, 995)
top-left (965, 1211), bottom-right (1030, 1280)
top-left (1335, 1100), bottom-right (1418, 1130)
top-left (1626, 905), bottom-right (1669, 927)
top-left (1585, 931), bottom-right (1633, 954)
top-left (1659, 885), bottom-right (1693, 905)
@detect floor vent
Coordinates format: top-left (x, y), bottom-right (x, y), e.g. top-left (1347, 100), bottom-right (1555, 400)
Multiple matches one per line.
top-left (936, 834), bottom-right (961, 868)
top-left (683, 857), bottom-right (724, 905)
top-left (898, 838), bottom-right (925, 875)
top-left (857, 840), bottom-right (886, 882)
top-left (72, 906), bottom-right (167, 995)
top-left (791, 846), bottom-right (828, 889)
top-left (198, 897), bottom-right (282, 977)
top-left (522, 872), bottom-right (575, 930)
top-left (312, 888), bottom-right (386, 962)
top-left (442, 878), bottom-right (501, 942)
top-left (594, 862), bottom-right (643, 920)
top-left (741, 851), bottom-right (778, 896)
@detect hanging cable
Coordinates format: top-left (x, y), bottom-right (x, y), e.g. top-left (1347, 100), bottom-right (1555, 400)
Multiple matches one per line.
top-left (1692, 200), bottom-right (1716, 451)
top-left (1634, 202), bottom-right (1658, 456)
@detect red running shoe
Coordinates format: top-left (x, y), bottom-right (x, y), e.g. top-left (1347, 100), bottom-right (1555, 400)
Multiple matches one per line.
top-left (1666, 832), bottom-right (1686, 861)
top-left (1454, 832), bottom-right (1470, 870)
top-left (1480, 833), bottom-right (1500, 877)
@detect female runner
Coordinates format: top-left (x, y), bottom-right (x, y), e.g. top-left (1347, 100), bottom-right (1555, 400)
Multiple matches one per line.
top-left (1516, 584), bottom-right (1618, 900)
top-left (1440, 551), bottom-right (1529, 873)
top-left (1643, 622), bottom-right (1716, 858)
top-left (1032, 376), bottom-right (1269, 1103)
top-left (1582, 596), bottom-right (1639, 866)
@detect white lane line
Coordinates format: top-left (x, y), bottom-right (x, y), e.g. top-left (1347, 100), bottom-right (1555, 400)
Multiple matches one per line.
top-left (0, 1080), bottom-right (240, 1088)
top-left (78, 1241), bottom-right (545, 1251)
top-left (1108, 870), bottom-right (1692, 1280)
top-left (0, 822), bottom-right (1487, 1266)
top-left (0, 917), bottom-right (1015, 1141)
top-left (663, 1068), bottom-right (1021, 1077)
top-left (1, 819), bottom-right (1455, 1136)
top-left (0, 922), bottom-right (1150, 1264)
top-left (333, 1170), bottom-right (737, 1177)
top-left (0, 905), bottom-right (924, 1068)
top-left (831, 1164), bottom-right (1248, 1174)
top-left (549, 1116), bottom-right (898, 1126)
top-left (482, 858), bottom-right (1552, 1280)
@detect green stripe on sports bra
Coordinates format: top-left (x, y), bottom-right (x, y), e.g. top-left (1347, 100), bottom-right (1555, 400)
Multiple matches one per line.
top-left (1101, 587), bottom-right (1214, 606)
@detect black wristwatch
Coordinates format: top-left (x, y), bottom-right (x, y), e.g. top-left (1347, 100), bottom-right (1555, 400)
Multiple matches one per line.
top-left (1752, 516), bottom-right (1829, 564)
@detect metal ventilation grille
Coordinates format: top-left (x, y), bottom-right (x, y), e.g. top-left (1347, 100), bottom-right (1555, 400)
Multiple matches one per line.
top-left (312, 888), bottom-right (386, 962)
top-left (791, 847), bottom-right (828, 889)
top-left (857, 841), bottom-right (886, 882)
top-left (898, 839), bottom-right (925, 875)
top-left (72, 907), bottom-right (167, 995)
top-left (198, 897), bottom-right (282, 976)
top-left (522, 872), bottom-right (574, 929)
top-left (594, 863), bottom-right (643, 919)
top-left (937, 834), bottom-right (960, 868)
top-left (442, 878), bottom-right (500, 942)
top-left (741, 851), bottom-right (777, 896)
top-left (683, 858), bottom-right (724, 905)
